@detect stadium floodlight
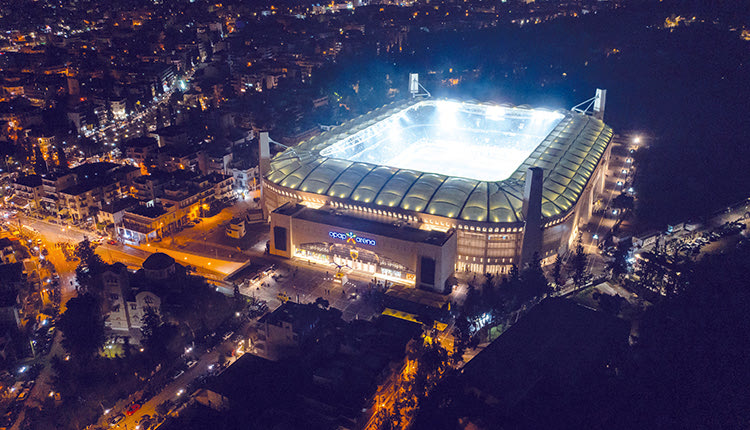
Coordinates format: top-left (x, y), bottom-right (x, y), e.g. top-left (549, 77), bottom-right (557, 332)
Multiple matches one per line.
top-left (408, 73), bottom-right (431, 98)
top-left (437, 100), bottom-right (460, 130)
top-left (485, 105), bottom-right (506, 121)
top-left (409, 73), bottom-right (419, 95)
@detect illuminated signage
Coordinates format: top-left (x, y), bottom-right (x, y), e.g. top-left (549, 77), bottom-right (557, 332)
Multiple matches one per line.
top-left (329, 231), bottom-right (376, 246)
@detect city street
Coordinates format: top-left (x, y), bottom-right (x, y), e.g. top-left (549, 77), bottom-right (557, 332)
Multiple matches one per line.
top-left (164, 198), bottom-right (264, 261)
top-left (1, 132), bottom-right (651, 430)
top-left (103, 331), bottom-right (247, 430)
top-left (577, 135), bottom-right (640, 276)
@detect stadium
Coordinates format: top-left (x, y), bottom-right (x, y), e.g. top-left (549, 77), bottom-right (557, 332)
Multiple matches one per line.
top-left (262, 95), bottom-right (613, 292)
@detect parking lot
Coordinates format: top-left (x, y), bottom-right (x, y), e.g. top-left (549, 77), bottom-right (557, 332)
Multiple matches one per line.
top-left (663, 219), bottom-right (748, 258)
top-left (227, 257), bottom-right (381, 322)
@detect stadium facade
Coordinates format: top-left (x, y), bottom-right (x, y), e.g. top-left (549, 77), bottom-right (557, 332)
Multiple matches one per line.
top-left (262, 96), bottom-right (613, 293)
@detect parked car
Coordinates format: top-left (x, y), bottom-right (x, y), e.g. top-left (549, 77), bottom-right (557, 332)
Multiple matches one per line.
top-left (110, 414), bottom-right (125, 426)
top-left (138, 415), bottom-right (154, 430)
top-left (125, 402), bottom-right (141, 416)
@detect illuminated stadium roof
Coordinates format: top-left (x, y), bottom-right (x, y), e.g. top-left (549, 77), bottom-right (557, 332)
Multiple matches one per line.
top-left (266, 99), bottom-right (613, 223)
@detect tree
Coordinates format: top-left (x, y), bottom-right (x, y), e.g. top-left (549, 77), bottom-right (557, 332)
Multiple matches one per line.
top-left (552, 254), bottom-right (564, 288)
top-left (407, 337), bottom-right (451, 406)
top-left (606, 240), bottom-right (631, 279)
top-left (74, 238), bottom-right (105, 295)
top-left (55, 144), bottom-right (68, 169)
top-left (613, 245), bottom-right (750, 428)
top-left (232, 283), bottom-right (245, 310)
top-left (314, 297), bottom-right (330, 309)
top-left (32, 145), bottom-right (48, 174)
top-left (571, 233), bottom-right (590, 288)
top-left (518, 252), bottom-right (550, 302)
top-left (611, 193), bottom-right (635, 211)
top-left (156, 400), bottom-right (173, 417)
top-left (74, 239), bottom-right (98, 264)
top-left (58, 293), bottom-right (105, 361)
top-left (508, 264), bottom-right (520, 284)
top-left (453, 313), bottom-right (471, 343)
top-left (140, 308), bottom-right (179, 365)
top-left (140, 307), bottom-right (162, 343)
top-left (462, 283), bottom-right (482, 318)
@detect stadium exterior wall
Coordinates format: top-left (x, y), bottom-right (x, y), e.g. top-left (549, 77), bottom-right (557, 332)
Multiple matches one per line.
top-left (262, 140), bottom-right (610, 276)
top-left (261, 100), bottom-right (614, 277)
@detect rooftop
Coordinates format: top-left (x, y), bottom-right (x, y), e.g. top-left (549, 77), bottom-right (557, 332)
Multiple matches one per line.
top-left (274, 203), bottom-right (454, 246)
top-left (142, 252), bottom-right (175, 271)
top-left (15, 174), bottom-right (42, 188)
top-left (127, 204), bottom-right (168, 219)
top-left (267, 98), bottom-right (612, 223)
top-left (59, 180), bottom-right (102, 196)
top-left (258, 301), bottom-right (342, 334)
top-left (100, 197), bottom-right (139, 214)
top-left (0, 262), bottom-right (24, 285)
top-left (70, 162), bottom-right (120, 179)
top-left (153, 124), bottom-right (188, 138)
top-left (199, 172), bottom-right (233, 184)
top-left (459, 298), bottom-right (629, 413)
top-left (123, 137), bottom-right (158, 149)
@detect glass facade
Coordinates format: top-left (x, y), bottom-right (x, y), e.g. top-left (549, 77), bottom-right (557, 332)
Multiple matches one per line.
top-left (294, 242), bottom-right (414, 282)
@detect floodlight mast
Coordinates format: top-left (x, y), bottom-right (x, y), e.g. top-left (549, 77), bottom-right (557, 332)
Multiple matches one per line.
top-left (409, 73), bottom-right (431, 98)
top-left (264, 134), bottom-right (311, 161)
top-left (571, 88), bottom-right (606, 120)
top-left (259, 131), bottom-right (313, 218)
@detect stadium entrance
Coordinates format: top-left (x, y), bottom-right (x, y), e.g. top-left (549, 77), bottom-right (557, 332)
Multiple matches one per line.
top-left (269, 203), bottom-right (457, 293)
top-left (294, 242), bottom-right (416, 283)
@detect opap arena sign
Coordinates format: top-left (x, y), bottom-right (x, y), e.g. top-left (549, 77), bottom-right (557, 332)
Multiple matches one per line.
top-left (329, 231), bottom-right (376, 246)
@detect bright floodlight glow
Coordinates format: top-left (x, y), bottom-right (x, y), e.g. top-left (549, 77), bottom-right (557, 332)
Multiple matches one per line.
top-left (321, 100), bottom-right (564, 181)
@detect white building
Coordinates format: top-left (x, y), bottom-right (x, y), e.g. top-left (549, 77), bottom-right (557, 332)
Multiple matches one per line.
top-left (102, 264), bottom-right (161, 336)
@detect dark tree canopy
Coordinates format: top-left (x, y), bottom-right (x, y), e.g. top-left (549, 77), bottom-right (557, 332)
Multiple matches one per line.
top-left (74, 238), bottom-right (105, 295)
top-left (58, 293), bottom-right (105, 361)
top-left (571, 233), bottom-right (589, 288)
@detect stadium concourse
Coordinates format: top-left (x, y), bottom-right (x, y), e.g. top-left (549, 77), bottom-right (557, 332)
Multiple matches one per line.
top-left (261, 95), bottom-right (613, 293)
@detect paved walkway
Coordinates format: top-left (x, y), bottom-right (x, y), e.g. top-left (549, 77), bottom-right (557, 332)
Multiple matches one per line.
top-left (126, 244), bottom-right (246, 277)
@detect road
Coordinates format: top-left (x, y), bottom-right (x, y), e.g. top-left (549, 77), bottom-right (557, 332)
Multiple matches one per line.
top-left (90, 68), bottom-right (196, 149)
top-left (104, 331), bottom-right (246, 430)
top-left (577, 135), bottom-right (639, 276)
top-left (8, 189), bottom-right (380, 429)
